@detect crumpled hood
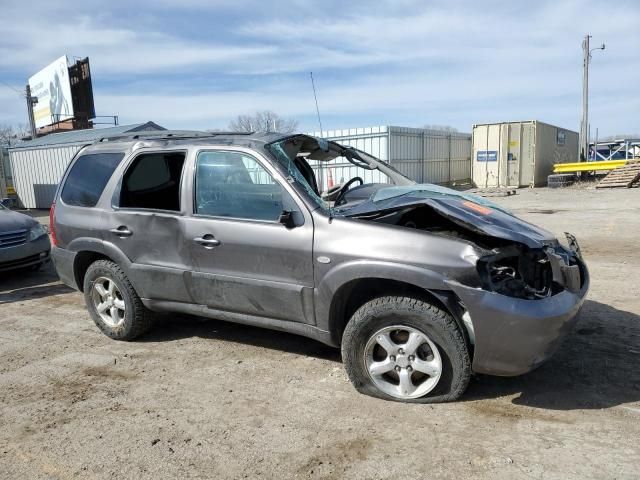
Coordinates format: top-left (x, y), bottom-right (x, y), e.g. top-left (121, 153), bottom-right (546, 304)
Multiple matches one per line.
top-left (340, 184), bottom-right (557, 248)
top-left (0, 208), bottom-right (38, 232)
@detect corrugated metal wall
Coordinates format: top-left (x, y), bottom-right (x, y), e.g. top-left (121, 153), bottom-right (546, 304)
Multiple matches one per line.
top-left (9, 144), bottom-right (83, 209)
top-left (534, 122), bottom-right (579, 186)
top-left (308, 126), bottom-right (471, 189)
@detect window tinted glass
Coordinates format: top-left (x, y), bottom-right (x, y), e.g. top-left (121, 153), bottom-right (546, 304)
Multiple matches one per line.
top-left (120, 152), bottom-right (185, 211)
top-left (195, 151), bottom-right (283, 221)
top-left (61, 152), bottom-right (124, 207)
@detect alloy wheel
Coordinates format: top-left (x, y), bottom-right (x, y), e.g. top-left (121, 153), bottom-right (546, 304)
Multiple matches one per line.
top-left (363, 325), bottom-right (443, 399)
top-left (91, 276), bottom-right (126, 328)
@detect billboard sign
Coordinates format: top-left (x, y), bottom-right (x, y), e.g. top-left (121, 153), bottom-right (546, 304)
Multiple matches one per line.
top-left (28, 55), bottom-right (74, 128)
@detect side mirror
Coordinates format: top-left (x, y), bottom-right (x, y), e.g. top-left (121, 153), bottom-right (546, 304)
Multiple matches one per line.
top-left (278, 210), bottom-right (296, 229)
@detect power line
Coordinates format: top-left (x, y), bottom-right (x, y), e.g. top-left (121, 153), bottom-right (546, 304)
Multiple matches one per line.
top-left (0, 79), bottom-right (24, 97)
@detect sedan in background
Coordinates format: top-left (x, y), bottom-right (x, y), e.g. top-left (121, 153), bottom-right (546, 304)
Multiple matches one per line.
top-left (0, 202), bottom-right (51, 272)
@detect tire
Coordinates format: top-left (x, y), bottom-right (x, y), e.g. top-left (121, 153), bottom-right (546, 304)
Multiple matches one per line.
top-left (341, 296), bottom-right (470, 403)
top-left (83, 260), bottom-right (154, 340)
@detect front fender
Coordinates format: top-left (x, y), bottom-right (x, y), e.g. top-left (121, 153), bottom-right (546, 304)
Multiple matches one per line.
top-left (315, 259), bottom-right (452, 333)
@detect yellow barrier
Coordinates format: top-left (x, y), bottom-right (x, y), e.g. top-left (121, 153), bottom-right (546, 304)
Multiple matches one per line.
top-left (553, 160), bottom-right (627, 173)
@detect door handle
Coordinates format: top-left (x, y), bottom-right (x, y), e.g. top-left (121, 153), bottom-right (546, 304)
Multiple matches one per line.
top-left (194, 235), bottom-right (221, 249)
top-left (109, 226), bottom-right (133, 237)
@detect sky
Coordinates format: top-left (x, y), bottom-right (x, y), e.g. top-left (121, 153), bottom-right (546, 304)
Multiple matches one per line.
top-left (0, 0), bottom-right (638, 136)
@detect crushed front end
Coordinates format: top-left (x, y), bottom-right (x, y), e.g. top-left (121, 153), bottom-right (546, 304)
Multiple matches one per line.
top-left (448, 233), bottom-right (589, 376)
top-left (344, 189), bottom-right (590, 377)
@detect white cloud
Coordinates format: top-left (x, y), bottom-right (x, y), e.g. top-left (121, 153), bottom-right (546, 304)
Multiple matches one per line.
top-left (0, 0), bottom-right (638, 135)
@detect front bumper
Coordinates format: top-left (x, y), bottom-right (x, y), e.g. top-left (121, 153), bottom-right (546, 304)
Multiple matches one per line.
top-left (0, 235), bottom-right (51, 272)
top-left (448, 257), bottom-right (589, 377)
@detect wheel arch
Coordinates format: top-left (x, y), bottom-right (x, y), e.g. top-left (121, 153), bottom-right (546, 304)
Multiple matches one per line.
top-left (327, 277), bottom-right (470, 349)
top-left (68, 238), bottom-right (135, 293)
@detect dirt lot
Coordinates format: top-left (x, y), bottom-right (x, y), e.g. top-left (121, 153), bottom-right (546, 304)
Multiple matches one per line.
top-left (1, 186), bottom-right (639, 479)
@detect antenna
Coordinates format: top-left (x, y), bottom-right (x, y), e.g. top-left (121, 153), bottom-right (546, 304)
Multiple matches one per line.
top-left (310, 72), bottom-right (323, 136)
top-left (309, 72), bottom-right (325, 193)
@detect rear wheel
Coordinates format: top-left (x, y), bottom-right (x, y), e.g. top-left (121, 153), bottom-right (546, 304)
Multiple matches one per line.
top-left (342, 296), bottom-right (470, 403)
top-left (83, 260), bottom-right (154, 340)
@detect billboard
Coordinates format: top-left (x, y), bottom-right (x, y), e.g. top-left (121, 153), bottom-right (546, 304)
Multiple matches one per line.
top-left (28, 55), bottom-right (74, 128)
top-left (69, 58), bottom-right (96, 124)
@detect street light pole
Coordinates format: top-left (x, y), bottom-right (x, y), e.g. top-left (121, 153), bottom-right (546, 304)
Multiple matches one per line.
top-left (580, 34), bottom-right (605, 161)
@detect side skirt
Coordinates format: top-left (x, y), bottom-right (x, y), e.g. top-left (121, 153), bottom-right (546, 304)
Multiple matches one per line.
top-left (141, 298), bottom-right (338, 347)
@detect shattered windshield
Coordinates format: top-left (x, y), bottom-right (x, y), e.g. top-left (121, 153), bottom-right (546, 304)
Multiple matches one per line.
top-left (266, 140), bottom-right (329, 211)
top-left (265, 135), bottom-right (415, 213)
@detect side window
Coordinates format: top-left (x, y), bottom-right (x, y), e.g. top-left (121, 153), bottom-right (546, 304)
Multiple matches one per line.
top-left (195, 151), bottom-right (284, 221)
top-left (61, 152), bottom-right (124, 207)
top-left (120, 152), bottom-right (185, 211)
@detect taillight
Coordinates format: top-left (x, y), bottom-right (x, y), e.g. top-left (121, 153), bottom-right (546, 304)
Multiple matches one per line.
top-left (49, 203), bottom-right (58, 246)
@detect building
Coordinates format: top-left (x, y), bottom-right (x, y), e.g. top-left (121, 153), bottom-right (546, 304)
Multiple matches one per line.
top-left (472, 121), bottom-right (579, 188)
top-left (0, 146), bottom-right (11, 201)
top-left (8, 122), bottom-right (165, 209)
top-left (309, 126), bottom-right (472, 190)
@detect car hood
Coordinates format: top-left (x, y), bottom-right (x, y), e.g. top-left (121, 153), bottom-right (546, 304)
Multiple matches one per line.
top-left (339, 184), bottom-right (557, 248)
top-left (0, 208), bottom-right (38, 232)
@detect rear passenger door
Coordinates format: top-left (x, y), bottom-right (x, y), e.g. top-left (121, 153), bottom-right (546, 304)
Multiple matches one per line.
top-left (182, 147), bottom-right (316, 324)
top-left (103, 149), bottom-right (193, 303)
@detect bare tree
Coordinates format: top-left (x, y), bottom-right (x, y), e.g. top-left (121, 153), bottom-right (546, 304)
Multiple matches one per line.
top-left (228, 111), bottom-right (298, 134)
top-left (0, 124), bottom-right (30, 145)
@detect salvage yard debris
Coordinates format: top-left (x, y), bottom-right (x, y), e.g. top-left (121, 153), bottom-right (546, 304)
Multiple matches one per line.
top-left (595, 160), bottom-right (640, 189)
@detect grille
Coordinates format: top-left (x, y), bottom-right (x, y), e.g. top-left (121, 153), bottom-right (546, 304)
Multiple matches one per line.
top-left (0, 229), bottom-right (28, 249)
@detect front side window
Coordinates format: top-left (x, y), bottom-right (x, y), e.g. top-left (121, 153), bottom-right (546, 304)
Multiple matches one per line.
top-left (120, 152), bottom-right (185, 211)
top-left (61, 152), bottom-right (124, 207)
top-left (195, 151), bottom-right (284, 221)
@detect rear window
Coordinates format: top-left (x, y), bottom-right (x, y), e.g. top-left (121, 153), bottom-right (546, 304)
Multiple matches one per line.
top-left (61, 152), bottom-right (124, 207)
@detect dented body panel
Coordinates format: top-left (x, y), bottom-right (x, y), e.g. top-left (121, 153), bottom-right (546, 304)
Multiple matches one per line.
top-left (52, 132), bottom-right (588, 379)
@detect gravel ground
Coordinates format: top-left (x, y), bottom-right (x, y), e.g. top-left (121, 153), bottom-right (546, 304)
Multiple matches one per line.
top-left (1, 187), bottom-right (639, 479)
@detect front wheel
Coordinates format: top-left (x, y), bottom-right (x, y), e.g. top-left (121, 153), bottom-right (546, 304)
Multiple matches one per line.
top-left (83, 260), bottom-right (154, 340)
top-left (341, 296), bottom-right (471, 403)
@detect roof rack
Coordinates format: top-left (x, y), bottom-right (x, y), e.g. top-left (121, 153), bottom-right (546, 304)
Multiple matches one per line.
top-left (97, 131), bottom-right (256, 143)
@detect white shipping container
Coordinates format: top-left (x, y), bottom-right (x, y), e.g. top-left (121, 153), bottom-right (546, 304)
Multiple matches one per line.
top-left (472, 121), bottom-right (578, 188)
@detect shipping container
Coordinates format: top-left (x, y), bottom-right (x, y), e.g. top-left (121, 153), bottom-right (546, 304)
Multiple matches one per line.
top-left (308, 126), bottom-right (472, 191)
top-left (472, 121), bottom-right (578, 188)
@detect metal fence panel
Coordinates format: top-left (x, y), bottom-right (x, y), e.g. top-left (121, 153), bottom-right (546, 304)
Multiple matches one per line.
top-left (308, 126), bottom-right (471, 189)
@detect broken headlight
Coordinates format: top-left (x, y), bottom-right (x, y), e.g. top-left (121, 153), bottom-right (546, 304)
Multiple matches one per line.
top-left (477, 246), bottom-right (554, 299)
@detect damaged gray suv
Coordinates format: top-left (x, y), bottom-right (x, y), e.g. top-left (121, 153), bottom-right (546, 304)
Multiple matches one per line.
top-left (51, 132), bottom-right (588, 403)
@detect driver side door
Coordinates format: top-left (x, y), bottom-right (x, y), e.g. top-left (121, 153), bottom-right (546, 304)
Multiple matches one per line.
top-left (182, 147), bottom-right (316, 324)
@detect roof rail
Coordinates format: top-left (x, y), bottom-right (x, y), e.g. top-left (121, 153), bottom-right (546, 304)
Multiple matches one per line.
top-left (97, 131), bottom-right (256, 143)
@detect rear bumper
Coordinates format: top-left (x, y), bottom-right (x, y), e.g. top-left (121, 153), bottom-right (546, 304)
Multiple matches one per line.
top-left (0, 235), bottom-right (51, 272)
top-left (448, 262), bottom-right (589, 376)
top-left (51, 246), bottom-right (79, 290)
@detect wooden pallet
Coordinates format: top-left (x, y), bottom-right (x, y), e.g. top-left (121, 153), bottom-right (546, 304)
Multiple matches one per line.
top-left (596, 160), bottom-right (640, 189)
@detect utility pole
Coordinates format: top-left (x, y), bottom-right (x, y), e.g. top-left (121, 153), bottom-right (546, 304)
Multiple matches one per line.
top-left (580, 35), bottom-right (605, 161)
top-left (25, 84), bottom-right (38, 139)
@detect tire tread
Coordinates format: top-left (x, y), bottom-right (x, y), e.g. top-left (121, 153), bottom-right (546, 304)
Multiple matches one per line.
top-left (341, 295), bottom-right (471, 403)
top-left (83, 260), bottom-right (154, 340)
